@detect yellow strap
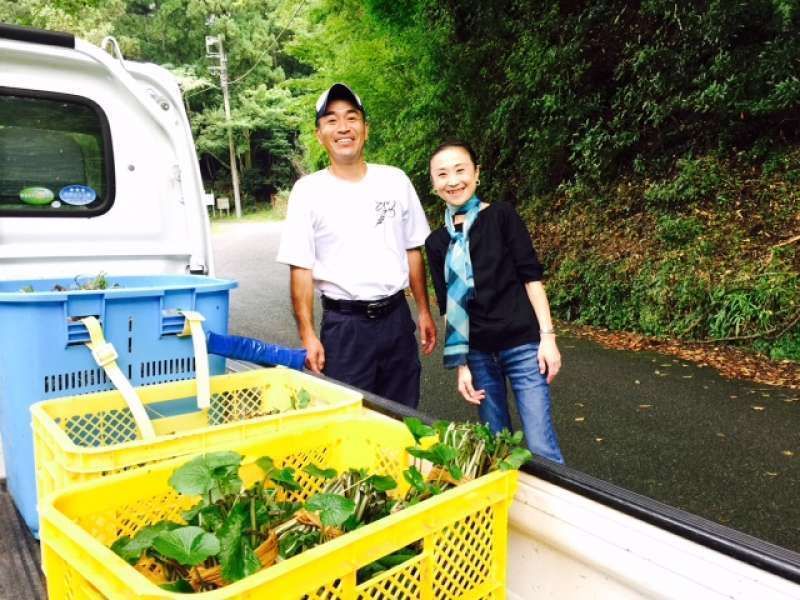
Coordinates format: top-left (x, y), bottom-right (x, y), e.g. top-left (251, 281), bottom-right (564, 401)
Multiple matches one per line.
top-left (81, 317), bottom-right (155, 440)
top-left (178, 310), bottom-right (210, 409)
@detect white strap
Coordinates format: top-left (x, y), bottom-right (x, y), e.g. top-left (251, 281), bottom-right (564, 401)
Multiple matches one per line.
top-left (178, 310), bottom-right (210, 409)
top-left (81, 317), bottom-right (155, 440)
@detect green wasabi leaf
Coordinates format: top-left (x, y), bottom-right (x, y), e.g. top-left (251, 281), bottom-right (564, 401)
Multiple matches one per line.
top-left (110, 521), bottom-right (181, 564)
top-left (270, 467), bottom-right (301, 491)
top-left (428, 442), bottom-right (457, 467)
top-left (305, 493), bottom-right (356, 527)
top-left (256, 456), bottom-right (276, 476)
top-left (303, 464), bottom-right (338, 480)
top-left (447, 463), bottom-right (463, 481)
top-left (406, 446), bottom-right (433, 461)
top-left (403, 417), bottom-right (436, 442)
top-left (499, 447), bottom-right (533, 470)
top-left (153, 526), bottom-right (220, 567)
top-left (294, 388), bottom-right (311, 409)
top-left (218, 504), bottom-right (261, 583)
top-left (159, 579), bottom-right (194, 592)
top-left (366, 474), bottom-right (397, 492)
top-left (402, 466), bottom-right (425, 492)
top-left (183, 503), bottom-right (225, 531)
top-left (278, 529), bottom-right (319, 559)
top-left (169, 452), bottom-right (242, 496)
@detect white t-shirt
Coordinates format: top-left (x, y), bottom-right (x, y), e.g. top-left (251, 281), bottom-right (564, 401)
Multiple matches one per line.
top-left (276, 164), bottom-right (431, 301)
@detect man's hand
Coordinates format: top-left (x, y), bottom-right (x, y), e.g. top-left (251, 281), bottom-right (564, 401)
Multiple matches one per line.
top-left (457, 365), bottom-right (485, 405)
top-left (302, 333), bottom-right (325, 373)
top-left (418, 310), bottom-right (437, 354)
top-left (537, 336), bottom-right (561, 384)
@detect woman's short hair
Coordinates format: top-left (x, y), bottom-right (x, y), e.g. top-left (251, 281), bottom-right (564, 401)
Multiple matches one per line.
top-left (430, 139), bottom-right (479, 167)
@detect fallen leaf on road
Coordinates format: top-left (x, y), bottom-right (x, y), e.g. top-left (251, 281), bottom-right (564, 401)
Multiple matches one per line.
top-left (575, 402), bottom-right (584, 407)
top-left (560, 323), bottom-right (800, 389)
top-left (751, 405), bottom-right (766, 411)
top-left (730, 395), bottom-right (738, 399)
top-left (634, 379), bottom-right (641, 385)
top-left (594, 437), bottom-right (604, 442)
top-left (765, 472), bottom-right (778, 477)
top-left (638, 404), bottom-right (652, 409)
top-left (784, 398), bottom-right (797, 403)
top-left (716, 432), bottom-right (726, 438)
top-left (682, 375), bottom-right (693, 379)
top-left (782, 450), bottom-right (794, 457)
top-left (574, 417), bottom-right (585, 422)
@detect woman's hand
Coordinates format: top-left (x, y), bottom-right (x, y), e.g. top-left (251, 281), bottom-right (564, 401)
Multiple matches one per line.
top-left (457, 365), bottom-right (486, 405)
top-left (538, 335), bottom-right (561, 384)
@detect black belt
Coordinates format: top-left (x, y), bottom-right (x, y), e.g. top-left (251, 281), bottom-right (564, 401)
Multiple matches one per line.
top-left (322, 291), bottom-right (404, 319)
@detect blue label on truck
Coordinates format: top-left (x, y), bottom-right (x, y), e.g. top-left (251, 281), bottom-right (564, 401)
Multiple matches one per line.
top-left (59, 185), bottom-right (97, 206)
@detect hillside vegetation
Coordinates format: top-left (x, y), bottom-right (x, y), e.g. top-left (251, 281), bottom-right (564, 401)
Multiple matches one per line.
top-left (291, 0), bottom-right (800, 361)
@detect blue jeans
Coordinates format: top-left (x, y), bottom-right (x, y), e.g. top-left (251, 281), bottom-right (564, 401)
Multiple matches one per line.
top-left (467, 342), bottom-right (565, 464)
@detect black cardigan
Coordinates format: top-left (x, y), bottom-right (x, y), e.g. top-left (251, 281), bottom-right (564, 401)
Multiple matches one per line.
top-left (424, 201), bottom-right (544, 353)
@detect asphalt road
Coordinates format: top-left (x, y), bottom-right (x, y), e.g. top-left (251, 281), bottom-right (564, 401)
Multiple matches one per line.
top-left (212, 220), bottom-right (799, 553)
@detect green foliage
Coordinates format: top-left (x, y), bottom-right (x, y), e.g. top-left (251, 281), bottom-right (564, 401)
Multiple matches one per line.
top-left (169, 451), bottom-right (242, 499)
top-left (287, 0), bottom-right (800, 207)
top-left (217, 503), bottom-right (261, 582)
top-left (644, 157), bottom-right (723, 209)
top-left (303, 464), bottom-right (337, 480)
top-left (152, 526), bottom-right (220, 567)
top-left (289, 387), bottom-right (311, 410)
top-left (111, 521), bottom-right (182, 565)
top-left (305, 493), bottom-right (356, 528)
top-left (655, 215), bottom-right (705, 248)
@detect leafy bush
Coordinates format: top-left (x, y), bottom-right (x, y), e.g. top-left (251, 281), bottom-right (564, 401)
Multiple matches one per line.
top-left (644, 157), bottom-right (723, 209)
top-left (655, 215), bottom-right (705, 248)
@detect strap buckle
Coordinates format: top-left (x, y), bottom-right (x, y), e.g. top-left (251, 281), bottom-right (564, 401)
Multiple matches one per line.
top-left (90, 341), bottom-right (119, 368)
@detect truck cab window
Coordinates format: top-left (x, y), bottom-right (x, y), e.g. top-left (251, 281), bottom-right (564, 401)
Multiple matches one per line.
top-left (0, 89), bottom-right (114, 217)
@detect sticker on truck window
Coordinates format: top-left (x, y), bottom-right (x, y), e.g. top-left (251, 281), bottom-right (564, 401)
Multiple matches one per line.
top-left (19, 187), bottom-right (55, 205)
top-left (59, 185), bottom-right (97, 206)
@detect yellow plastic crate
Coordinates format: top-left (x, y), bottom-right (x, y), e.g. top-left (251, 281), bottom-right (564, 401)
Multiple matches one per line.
top-left (40, 414), bottom-right (518, 599)
top-left (32, 368), bottom-right (362, 503)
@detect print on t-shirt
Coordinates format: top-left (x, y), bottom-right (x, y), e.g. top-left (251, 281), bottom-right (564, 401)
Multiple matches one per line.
top-left (375, 199), bottom-right (396, 225)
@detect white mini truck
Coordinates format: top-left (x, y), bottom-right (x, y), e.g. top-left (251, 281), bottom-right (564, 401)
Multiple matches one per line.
top-left (1, 23), bottom-right (799, 599)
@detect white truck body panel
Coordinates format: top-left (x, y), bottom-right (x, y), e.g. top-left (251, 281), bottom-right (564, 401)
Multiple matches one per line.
top-left (0, 37), bottom-right (212, 279)
top-left (507, 472), bottom-right (800, 599)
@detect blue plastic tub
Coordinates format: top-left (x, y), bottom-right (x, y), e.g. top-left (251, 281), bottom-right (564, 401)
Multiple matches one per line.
top-left (0, 275), bottom-right (237, 536)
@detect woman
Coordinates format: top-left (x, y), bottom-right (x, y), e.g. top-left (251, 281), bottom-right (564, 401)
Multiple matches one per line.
top-left (424, 140), bottom-right (564, 463)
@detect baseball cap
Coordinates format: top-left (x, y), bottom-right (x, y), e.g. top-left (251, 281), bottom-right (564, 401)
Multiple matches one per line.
top-left (315, 83), bottom-right (365, 124)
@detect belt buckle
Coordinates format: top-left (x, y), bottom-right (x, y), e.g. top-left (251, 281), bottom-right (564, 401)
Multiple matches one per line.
top-left (366, 297), bottom-right (389, 319)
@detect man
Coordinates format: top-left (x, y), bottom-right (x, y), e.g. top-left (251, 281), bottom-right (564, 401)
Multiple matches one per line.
top-left (276, 83), bottom-right (436, 407)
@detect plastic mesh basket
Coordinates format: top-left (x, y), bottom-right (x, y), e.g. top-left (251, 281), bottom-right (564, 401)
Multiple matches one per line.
top-left (0, 274), bottom-right (237, 535)
top-left (40, 414), bottom-right (517, 599)
top-left (32, 368), bottom-right (363, 502)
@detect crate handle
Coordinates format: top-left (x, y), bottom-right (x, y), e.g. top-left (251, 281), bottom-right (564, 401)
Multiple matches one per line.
top-left (81, 316), bottom-right (156, 440)
top-left (177, 310), bottom-right (210, 409)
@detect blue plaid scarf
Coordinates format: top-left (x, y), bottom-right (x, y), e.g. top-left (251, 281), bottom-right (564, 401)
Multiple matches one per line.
top-left (443, 195), bottom-right (481, 368)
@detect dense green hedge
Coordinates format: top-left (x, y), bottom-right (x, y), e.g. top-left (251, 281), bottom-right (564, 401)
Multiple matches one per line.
top-left (293, 0), bottom-right (800, 360)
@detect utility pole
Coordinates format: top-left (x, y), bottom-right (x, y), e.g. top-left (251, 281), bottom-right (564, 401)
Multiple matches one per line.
top-left (205, 34), bottom-right (242, 218)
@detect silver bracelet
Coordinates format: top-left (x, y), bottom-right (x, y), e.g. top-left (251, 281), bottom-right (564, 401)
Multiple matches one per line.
top-left (539, 328), bottom-right (556, 335)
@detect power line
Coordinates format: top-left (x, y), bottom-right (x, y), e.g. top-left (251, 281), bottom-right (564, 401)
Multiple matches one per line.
top-left (182, 0), bottom-right (305, 100)
top-left (228, 0), bottom-right (308, 87)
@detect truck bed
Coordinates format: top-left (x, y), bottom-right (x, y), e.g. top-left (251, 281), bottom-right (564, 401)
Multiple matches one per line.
top-left (2, 370), bottom-right (798, 600)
